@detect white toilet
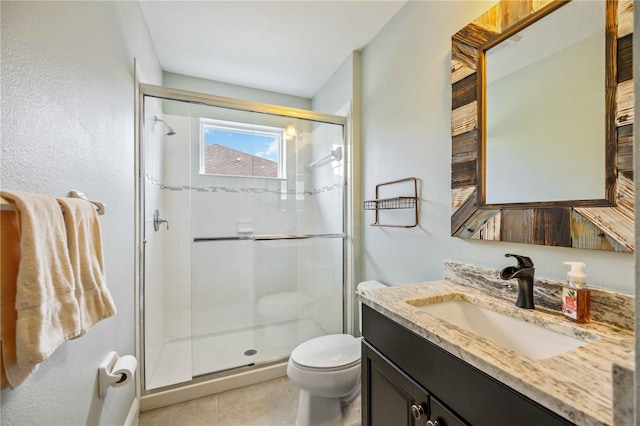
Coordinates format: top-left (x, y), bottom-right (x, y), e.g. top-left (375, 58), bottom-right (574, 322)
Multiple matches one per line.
top-left (287, 281), bottom-right (386, 426)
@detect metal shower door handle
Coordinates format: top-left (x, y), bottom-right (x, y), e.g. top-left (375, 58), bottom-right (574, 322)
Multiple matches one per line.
top-left (153, 209), bottom-right (169, 231)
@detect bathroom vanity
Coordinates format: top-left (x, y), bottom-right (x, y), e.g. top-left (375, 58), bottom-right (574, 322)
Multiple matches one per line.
top-left (362, 305), bottom-right (570, 425)
top-left (359, 262), bottom-right (635, 426)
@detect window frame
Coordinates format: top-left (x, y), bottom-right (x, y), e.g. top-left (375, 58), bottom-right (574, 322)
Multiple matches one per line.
top-left (199, 117), bottom-right (286, 179)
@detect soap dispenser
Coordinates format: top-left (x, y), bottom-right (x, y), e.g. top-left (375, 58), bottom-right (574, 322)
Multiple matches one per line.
top-left (562, 261), bottom-right (590, 323)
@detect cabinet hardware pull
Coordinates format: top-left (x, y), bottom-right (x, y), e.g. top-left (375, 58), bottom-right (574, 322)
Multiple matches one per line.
top-left (410, 404), bottom-right (425, 420)
top-left (426, 420), bottom-right (440, 426)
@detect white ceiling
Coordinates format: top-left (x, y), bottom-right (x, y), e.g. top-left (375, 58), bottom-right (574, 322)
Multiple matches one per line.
top-left (139, 1), bottom-right (406, 99)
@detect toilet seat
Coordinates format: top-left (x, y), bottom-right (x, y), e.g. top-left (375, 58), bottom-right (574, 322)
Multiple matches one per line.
top-left (290, 334), bottom-right (360, 370)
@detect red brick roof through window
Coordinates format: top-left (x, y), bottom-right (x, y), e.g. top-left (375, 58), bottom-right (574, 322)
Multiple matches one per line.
top-left (203, 144), bottom-right (278, 177)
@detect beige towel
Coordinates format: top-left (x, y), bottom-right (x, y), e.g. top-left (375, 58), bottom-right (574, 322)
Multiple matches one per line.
top-left (57, 198), bottom-right (116, 335)
top-left (0, 190), bottom-right (81, 384)
top-left (1, 210), bottom-right (37, 389)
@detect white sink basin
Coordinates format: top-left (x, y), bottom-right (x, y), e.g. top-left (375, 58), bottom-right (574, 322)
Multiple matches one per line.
top-left (410, 299), bottom-right (590, 360)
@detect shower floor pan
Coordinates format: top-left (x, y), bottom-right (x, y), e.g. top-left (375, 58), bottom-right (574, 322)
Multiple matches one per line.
top-left (146, 318), bottom-right (327, 390)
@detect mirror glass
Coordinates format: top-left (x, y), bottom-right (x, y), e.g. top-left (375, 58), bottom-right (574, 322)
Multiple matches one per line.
top-left (484, 0), bottom-right (606, 205)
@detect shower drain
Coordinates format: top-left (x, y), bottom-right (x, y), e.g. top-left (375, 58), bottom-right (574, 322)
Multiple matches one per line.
top-left (244, 349), bottom-right (258, 356)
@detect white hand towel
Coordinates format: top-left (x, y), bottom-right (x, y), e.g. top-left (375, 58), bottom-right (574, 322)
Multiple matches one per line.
top-left (57, 197), bottom-right (116, 336)
top-left (0, 190), bottom-right (81, 382)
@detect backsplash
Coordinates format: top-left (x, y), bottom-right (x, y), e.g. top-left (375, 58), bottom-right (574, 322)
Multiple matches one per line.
top-left (444, 261), bottom-right (634, 330)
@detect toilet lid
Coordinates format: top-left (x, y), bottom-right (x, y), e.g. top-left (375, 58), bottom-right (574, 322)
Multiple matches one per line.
top-left (290, 334), bottom-right (360, 369)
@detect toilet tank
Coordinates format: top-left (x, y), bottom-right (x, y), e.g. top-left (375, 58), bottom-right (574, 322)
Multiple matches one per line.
top-left (356, 280), bottom-right (387, 333)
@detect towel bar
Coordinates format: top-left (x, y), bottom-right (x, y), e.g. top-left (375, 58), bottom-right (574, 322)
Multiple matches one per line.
top-left (0, 191), bottom-right (105, 215)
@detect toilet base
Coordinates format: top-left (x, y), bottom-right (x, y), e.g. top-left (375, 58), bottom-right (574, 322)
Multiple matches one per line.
top-left (296, 389), bottom-right (343, 426)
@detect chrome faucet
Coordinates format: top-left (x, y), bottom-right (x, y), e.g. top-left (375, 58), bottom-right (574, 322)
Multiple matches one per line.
top-left (499, 254), bottom-right (535, 309)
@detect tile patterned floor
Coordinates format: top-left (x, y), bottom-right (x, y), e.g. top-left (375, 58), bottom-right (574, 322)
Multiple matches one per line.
top-left (138, 376), bottom-right (361, 426)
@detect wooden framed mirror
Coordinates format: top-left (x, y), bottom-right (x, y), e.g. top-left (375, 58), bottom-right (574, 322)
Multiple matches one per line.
top-left (450, 0), bottom-right (634, 252)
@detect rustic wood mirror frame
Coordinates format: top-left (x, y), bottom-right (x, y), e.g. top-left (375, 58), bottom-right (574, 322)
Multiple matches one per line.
top-left (451, 0), bottom-right (634, 252)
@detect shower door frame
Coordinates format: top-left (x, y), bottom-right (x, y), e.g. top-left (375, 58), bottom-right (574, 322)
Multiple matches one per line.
top-left (134, 83), bottom-right (354, 399)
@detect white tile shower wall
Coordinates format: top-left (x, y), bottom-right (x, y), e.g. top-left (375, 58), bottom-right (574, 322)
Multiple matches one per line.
top-left (303, 239), bottom-right (344, 334)
top-left (253, 241), bottom-right (300, 298)
top-left (191, 241), bottom-right (254, 336)
top-left (308, 122), bottom-right (345, 235)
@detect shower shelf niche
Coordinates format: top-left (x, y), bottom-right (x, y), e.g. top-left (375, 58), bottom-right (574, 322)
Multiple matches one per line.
top-left (364, 177), bottom-right (418, 228)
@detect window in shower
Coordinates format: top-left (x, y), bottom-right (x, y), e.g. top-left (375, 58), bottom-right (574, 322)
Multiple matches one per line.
top-left (199, 118), bottom-right (285, 178)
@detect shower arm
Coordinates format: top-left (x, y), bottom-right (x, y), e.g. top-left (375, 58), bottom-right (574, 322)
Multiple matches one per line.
top-left (153, 115), bottom-right (176, 136)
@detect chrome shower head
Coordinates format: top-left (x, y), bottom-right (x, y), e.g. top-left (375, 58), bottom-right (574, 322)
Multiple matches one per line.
top-left (154, 115), bottom-right (176, 136)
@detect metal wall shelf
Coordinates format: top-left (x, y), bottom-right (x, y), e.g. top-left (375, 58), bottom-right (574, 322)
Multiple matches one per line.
top-left (363, 196), bottom-right (416, 210)
top-left (364, 177), bottom-right (418, 228)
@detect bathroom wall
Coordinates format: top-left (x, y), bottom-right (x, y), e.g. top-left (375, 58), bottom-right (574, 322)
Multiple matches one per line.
top-left (312, 52), bottom-right (357, 115)
top-left (359, 1), bottom-right (634, 294)
top-left (1, 1), bottom-right (161, 425)
top-left (163, 71), bottom-right (312, 110)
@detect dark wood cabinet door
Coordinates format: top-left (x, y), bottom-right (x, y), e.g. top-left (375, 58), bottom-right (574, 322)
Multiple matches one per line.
top-left (362, 341), bottom-right (427, 426)
top-left (363, 341), bottom-right (468, 426)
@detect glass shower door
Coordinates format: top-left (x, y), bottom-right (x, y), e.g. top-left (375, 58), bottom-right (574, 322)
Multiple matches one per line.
top-left (141, 85), bottom-right (347, 391)
top-left (191, 239), bottom-right (255, 375)
top-left (189, 109), bottom-right (345, 378)
top-left (249, 117), bottom-right (345, 368)
top-left (251, 236), bottom-right (344, 366)
top-left (143, 96), bottom-right (194, 390)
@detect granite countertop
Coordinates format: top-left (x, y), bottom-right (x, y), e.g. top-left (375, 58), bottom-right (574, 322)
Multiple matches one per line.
top-left (359, 279), bottom-right (634, 426)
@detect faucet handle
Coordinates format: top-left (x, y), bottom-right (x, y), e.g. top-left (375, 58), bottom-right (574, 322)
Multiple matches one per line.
top-left (505, 253), bottom-right (534, 268)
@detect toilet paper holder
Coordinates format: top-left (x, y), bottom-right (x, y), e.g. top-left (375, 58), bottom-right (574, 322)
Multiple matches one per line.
top-left (99, 351), bottom-right (137, 397)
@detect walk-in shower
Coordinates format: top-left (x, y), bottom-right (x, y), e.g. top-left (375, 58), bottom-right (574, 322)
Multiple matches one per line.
top-left (137, 85), bottom-right (349, 398)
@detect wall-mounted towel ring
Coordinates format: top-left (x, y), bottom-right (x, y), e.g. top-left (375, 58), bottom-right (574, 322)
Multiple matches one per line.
top-left (153, 209), bottom-right (169, 231)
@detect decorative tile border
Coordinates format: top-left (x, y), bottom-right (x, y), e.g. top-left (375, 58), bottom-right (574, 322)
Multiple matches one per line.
top-left (145, 174), bottom-right (342, 196)
top-left (444, 261), bottom-right (634, 330)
